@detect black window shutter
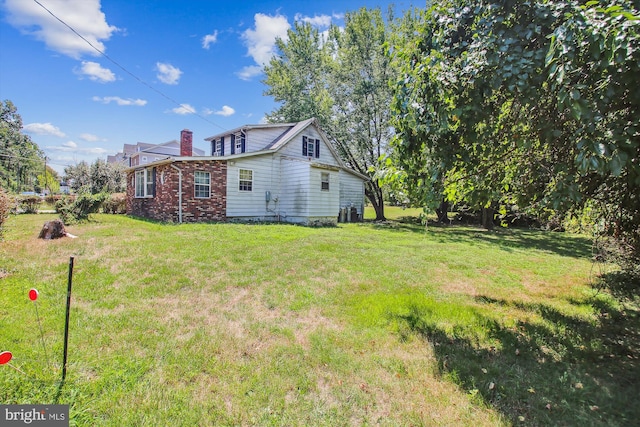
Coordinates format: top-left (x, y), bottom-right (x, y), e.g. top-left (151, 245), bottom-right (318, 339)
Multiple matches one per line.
top-left (152, 167), bottom-right (157, 197)
top-left (315, 139), bottom-right (320, 158)
top-left (241, 134), bottom-right (246, 153)
top-left (211, 141), bottom-right (215, 156)
top-left (221, 136), bottom-right (225, 155)
top-left (231, 134), bottom-right (235, 155)
top-left (302, 136), bottom-right (308, 156)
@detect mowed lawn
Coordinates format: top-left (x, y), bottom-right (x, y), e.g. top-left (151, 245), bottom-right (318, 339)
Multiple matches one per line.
top-left (1, 212), bottom-right (638, 426)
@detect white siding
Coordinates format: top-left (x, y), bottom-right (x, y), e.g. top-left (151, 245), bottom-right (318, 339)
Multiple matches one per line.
top-left (277, 158), bottom-right (309, 222)
top-left (226, 154), bottom-right (279, 218)
top-left (279, 126), bottom-right (340, 166)
top-left (339, 170), bottom-right (365, 215)
top-left (308, 167), bottom-right (340, 220)
top-left (246, 127), bottom-right (290, 152)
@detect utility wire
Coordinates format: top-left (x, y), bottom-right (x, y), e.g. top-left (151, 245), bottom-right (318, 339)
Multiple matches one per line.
top-left (32, 0), bottom-right (226, 132)
top-left (0, 152), bottom-right (69, 168)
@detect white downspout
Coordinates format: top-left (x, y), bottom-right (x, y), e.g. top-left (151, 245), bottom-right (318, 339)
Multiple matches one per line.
top-left (170, 164), bottom-right (183, 223)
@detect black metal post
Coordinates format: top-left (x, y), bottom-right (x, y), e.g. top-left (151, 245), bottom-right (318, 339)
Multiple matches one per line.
top-left (61, 256), bottom-right (74, 382)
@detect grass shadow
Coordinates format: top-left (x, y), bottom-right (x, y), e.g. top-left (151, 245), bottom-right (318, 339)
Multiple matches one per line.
top-left (430, 227), bottom-right (594, 259)
top-left (391, 293), bottom-right (640, 426)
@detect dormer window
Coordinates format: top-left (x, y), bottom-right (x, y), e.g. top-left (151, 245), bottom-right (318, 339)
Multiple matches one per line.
top-left (230, 132), bottom-right (246, 154)
top-left (303, 136), bottom-right (320, 159)
top-left (212, 137), bottom-right (224, 156)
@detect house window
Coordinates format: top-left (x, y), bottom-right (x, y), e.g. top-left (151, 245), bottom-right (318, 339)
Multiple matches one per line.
top-left (212, 137), bottom-right (224, 156)
top-left (302, 136), bottom-right (320, 158)
top-left (239, 169), bottom-right (253, 191)
top-left (321, 172), bottom-right (330, 191)
top-left (135, 168), bottom-right (155, 198)
top-left (231, 132), bottom-right (246, 154)
top-left (194, 171), bottom-right (210, 198)
top-left (145, 168), bottom-right (154, 196)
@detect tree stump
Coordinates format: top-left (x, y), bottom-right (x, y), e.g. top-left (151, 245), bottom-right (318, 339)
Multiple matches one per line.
top-left (38, 219), bottom-right (67, 240)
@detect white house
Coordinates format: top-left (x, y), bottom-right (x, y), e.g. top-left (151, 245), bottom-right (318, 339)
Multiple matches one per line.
top-left (126, 118), bottom-right (367, 225)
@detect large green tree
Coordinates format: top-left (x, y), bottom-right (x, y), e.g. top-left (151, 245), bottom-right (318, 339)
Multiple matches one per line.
top-left (264, 8), bottom-right (396, 220)
top-left (392, 1), bottom-right (639, 266)
top-left (64, 159), bottom-right (125, 194)
top-left (0, 100), bottom-right (44, 192)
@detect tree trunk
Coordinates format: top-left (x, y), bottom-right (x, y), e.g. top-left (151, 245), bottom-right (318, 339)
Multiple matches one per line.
top-left (38, 219), bottom-right (67, 240)
top-left (482, 206), bottom-right (495, 230)
top-left (365, 181), bottom-right (386, 221)
top-left (436, 199), bottom-right (449, 223)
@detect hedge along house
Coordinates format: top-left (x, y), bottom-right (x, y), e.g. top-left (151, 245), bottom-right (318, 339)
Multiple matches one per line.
top-left (125, 118), bottom-right (367, 224)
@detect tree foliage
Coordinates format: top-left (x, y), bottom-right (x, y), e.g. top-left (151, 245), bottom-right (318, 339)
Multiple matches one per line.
top-left (64, 159), bottom-right (126, 194)
top-left (0, 100), bottom-right (45, 192)
top-left (391, 0), bottom-right (639, 266)
top-left (264, 8), bottom-right (397, 220)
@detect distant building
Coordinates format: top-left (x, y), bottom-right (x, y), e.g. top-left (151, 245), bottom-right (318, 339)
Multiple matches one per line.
top-left (59, 182), bottom-right (70, 194)
top-left (108, 140), bottom-right (205, 167)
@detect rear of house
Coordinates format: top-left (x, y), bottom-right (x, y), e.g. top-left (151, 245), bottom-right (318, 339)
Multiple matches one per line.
top-left (125, 119), bottom-right (366, 225)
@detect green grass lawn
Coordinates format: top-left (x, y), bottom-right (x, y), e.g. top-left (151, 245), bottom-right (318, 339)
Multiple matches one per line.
top-left (1, 213), bottom-right (638, 426)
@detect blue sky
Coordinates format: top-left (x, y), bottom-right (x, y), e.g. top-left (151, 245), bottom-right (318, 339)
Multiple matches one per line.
top-left (0, 0), bottom-right (415, 175)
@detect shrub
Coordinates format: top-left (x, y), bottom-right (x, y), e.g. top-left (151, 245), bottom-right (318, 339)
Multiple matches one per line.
top-left (0, 187), bottom-right (10, 238)
top-left (102, 193), bottom-right (126, 214)
top-left (56, 192), bottom-right (106, 224)
top-left (45, 194), bottom-right (63, 206)
top-left (19, 196), bottom-right (43, 214)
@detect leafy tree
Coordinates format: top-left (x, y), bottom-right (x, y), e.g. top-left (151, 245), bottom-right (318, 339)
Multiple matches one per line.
top-left (37, 165), bottom-right (60, 194)
top-left (64, 161), bottom-right (91, 192)
top-left (64, 159), bottom-right (125, 194)
top-left (391, 1), bottom-right (639, 266)
top-left (0, 100), bottom-right (45, 192)
top-left (264, 8), bottom-right (397, 220)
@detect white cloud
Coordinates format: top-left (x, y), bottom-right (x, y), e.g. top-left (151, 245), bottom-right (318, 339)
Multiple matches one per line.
top-left (47, 140), bottom-right (107, 155)
top-left (3, 0), bottom-right (118, 59)
top-left (237, 65), bottom-right (263, 81)
top-left (156, 62), bottom-right (182, 85)
top-left (79, 133), bottom-right (104, 142)
top-left (240, 13), bottom-right (290, 79)
top-left (23, 122), bottom-right (66, 137)
top-left (294, 13), bottom-right (341, 28)
top-left (77, 61), bottom-right (116, 82)
top-left (171, 104), bottom-right (196, 115)
top-left (213, 105), bottom-right (235, 117)
top-left (92, 96), bottom-right (147, 106)
top-left (202, 30), bottom-right (218, 49)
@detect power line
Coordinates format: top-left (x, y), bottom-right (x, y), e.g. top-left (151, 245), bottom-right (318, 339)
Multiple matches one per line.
top-left (0, 152), bottom-right (69, 168)
top-left (32, 0), bottom-right (226, 132)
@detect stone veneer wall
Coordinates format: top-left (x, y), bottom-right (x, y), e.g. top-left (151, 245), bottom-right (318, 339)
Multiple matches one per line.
top-left (126, 160), bottom-right (227, 223)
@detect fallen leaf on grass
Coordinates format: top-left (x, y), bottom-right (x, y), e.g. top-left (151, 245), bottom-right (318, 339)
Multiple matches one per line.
top-left (590, 405), bottom-right (599, 411)
top-left (488, 382), bottom-right (495, 390)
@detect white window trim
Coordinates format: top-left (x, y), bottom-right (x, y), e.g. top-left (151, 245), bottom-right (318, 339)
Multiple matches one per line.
top-left (134, 168), bottom-right (153, 198)
top-left (213, 140), bottom-right (223, 156)
top-left (321, 172), bottom-right (330, 191)
top-left (194, 171), bottom-right (211, 199)
top-left (238, 168), bottom-right (253, 192)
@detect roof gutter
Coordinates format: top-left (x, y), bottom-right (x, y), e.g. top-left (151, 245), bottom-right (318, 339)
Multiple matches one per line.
top-left (170, 164), bottom-right (183, 224)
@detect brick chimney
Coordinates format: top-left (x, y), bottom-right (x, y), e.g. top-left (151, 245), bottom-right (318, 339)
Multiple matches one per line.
top-left (180, 129), bottom-right (193, 157)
